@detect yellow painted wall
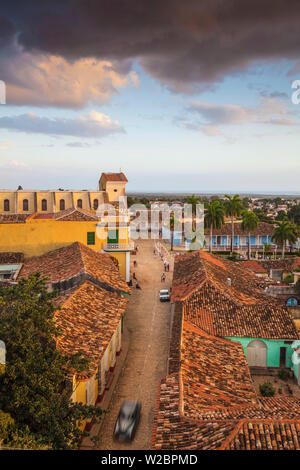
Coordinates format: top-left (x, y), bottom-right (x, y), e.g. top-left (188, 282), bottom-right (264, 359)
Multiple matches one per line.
top-left (110, 252), bottom-right (126, 279)
top-left (0, 190), bottom-right (107, 214)
top-left (75, 380), bottom-right (86, 405)
top-left (0, 219), bottom-right (129, 258)
top-left (0, 192), bottom-right (16, 213)
top-left (74, 380), bottom-right (87, 431)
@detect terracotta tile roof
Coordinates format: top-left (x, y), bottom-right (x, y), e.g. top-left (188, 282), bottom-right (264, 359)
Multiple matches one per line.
top-left (222, 420), bottom-right (300, 450)
top-left (181, 322), bottom-right (257, 417)
top-left (32, 208), bottom-right (99, 221)
top-left (261, 257), bottom-right (300, 273)
top-left (55, 281), bottom-right (129, 377)
top-left (204, 221), bottom-right (274, 236)
top-left (0, 214), bottom-right (31, 224)
top-left (172, 250), bottom-right (267, 303)
top-left (0, 252), bottom-right (24, 264)
top-left (184, 283), bottom-right (298, 339)
top-left (173, 251), bottom-right (298, 339)
top-left (152, 373), bottom-right (236, 450)
top-left (53, 207), bottom-right (99, 221)
top-left (101, 172), bottom-right (128, 182)
top-left (152, 296), bottom-right (300, 450)
top-left (18, 242), bottom-right (130, 294)
top-left (171, 251), bottom-right (207, 302)
top-left (242, 260), bottom-right (268, 274)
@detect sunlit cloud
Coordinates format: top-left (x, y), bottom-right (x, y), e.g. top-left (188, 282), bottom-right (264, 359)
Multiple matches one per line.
top-left (1, 40), bottom-right (139, 108)
top-left (0, 110), bottom-right (125, 138)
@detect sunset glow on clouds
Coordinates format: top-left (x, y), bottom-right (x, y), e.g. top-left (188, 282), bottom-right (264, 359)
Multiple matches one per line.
top-left (0, 1), bottom-right (300, 192)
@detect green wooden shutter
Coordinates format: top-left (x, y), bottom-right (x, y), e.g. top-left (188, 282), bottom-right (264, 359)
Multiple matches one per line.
top-left (87, 232), bottom-right (95, 245)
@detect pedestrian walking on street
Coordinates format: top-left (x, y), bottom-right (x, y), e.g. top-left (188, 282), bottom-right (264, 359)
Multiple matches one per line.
top-left (133, 260), bottom-right (137, 267)
top-left (167, 263), bottom-right (170, 272)
top-left (133, 272), bottom-right (136, 280)
top-left (161, 273), bottom-right (166, 282)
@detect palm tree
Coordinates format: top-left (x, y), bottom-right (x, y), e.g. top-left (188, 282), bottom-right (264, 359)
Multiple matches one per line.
top-left (204, 201), bottom-right (225, 253)
top-left (272, 217), bottom-right (298, 259)
top-left (185, 194), bottom-right (201, 230)
top-left (241, 210), bottom-right (259, 260)
top-left (224, 194), bottom-right (243, 254)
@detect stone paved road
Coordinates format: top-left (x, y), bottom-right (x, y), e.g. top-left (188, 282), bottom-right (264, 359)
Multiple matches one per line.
top-left (96, 239), bottom-right (173, 450)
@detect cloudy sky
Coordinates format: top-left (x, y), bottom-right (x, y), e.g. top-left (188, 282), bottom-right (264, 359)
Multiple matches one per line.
top-left (0, 0), bottom-right (300, 193)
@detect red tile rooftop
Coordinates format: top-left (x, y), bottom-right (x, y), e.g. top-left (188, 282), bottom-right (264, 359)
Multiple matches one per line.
top-left (242, 260), bottom-right (268, 274)
top-left (55, 281), bottom-right (129, 378)
top-left (172, 250), bottom-right (268, 304)
top-left (153, 306), bottom-right (300, 450)
top-left (32, 207), bottom-right (99, 221)
top-left (204, 221), bottom-right (274, 236)
top-left (172, 250), bottom-right (298, 339)
top-left (0, 214), bottom-right (31, 224)
top-left (0, 252), bottom-right (24, 264)
top-left (101, 172), bottom-right (128, 182)
top-left (18, 242), bottom-right (130, 294)
top-left (152, 251), bottom-right (300, 450)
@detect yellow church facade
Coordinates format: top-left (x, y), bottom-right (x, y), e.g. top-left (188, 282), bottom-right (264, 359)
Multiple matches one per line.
top-left (0, 173), bottom-right (133, 281)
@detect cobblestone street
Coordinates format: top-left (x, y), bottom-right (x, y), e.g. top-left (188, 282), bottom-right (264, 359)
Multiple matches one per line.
top-left (96, 239), bottom-right (173, 450)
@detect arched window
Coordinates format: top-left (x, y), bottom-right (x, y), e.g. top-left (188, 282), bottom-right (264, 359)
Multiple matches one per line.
top-left (77, 199), bottom-right (83, 209)
top-left (4, 199), bottom-right (9, 212)
top-left (93, 199), bottom-right (99, 210)
top-left (23, 199), bottom-right (29, 211)
top-left (60, 199), bottom-right (65, 211)
top-left (41, 199), bottom-right (47, 211)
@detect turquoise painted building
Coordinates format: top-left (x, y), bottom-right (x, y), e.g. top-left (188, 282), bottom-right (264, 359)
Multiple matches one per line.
top-left (227, 336), bottom-right (294, 369)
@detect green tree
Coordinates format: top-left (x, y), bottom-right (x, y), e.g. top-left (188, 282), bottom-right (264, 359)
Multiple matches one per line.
top-left (185, 194), bottom-right (201, 230)
top-left (271, 218), bottom-right (298, 259)
top-left (276, 210), bottom-right (287, 221)
top-left (204, 201), bottom-right (225, 253)
top-left (0, 275), bottom-right (103, 449)
top-left (288, 203), bottom-right (300, 225)
top-left (241, 210), bottom-right (259, 260)
top-left (224, 194), bottom-right (243, 253)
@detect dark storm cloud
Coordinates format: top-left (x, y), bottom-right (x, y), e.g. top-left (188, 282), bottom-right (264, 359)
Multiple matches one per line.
top-left (2, 0), bottom-right (300, 91)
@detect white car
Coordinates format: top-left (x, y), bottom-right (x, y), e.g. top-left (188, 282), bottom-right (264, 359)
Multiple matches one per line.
top-left (159, 289), bottom-right (170, 302)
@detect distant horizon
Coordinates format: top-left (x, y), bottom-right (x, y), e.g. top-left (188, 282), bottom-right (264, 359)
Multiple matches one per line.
top-left (128, 190), bottom-right (300, 197)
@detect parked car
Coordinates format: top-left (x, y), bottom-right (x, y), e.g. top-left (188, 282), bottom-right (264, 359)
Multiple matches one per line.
top-left (114, 401), bottom-right (141, 442)
top-left (159, 289), bottom-right (170, 302)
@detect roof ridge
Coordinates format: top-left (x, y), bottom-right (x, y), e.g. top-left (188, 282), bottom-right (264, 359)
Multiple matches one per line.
top-left (75, 206), bottom-right (99, 219)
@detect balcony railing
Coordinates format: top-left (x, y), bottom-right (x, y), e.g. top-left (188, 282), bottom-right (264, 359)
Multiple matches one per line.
top-left (102, 241), bottom-right (134, 251)
top-left (205, 243), bottom-right (277, 251)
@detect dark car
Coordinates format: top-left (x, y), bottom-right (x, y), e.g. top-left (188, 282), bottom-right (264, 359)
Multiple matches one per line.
top-left (113, 401), bottom-right (141, 442)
